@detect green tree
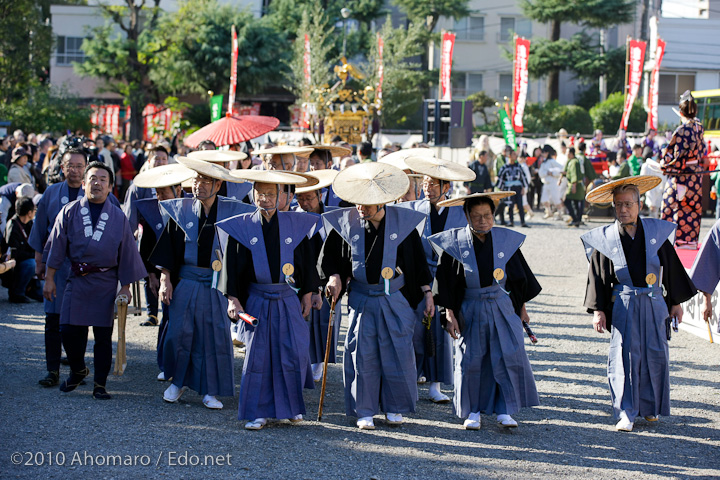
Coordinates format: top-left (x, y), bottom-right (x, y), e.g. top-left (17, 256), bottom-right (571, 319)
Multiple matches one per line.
top-left (522, 101), bottom-right (593, 134)
top-left (466, 91), bottom-right (496, 125)
top-left (0, 85), bottom-right (92, 134)
top-left (520, 0), bottom-right (635, 101)
top-left (76, 0), bottom-right (165, 140)
top-left (0, 0), bottom-right (53, 103)
top-left (365, 17), bottom-right (430, 128)
top-left (392, 0), bottom-right (470, 34)
top-left (589, 91), bottom-right (645, 133)
top-left (151, 0), bottom-right (289, 100)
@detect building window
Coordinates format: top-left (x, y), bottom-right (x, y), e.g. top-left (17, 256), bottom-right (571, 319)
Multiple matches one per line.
top-left (500, 17), bottom-right (515, 43)
top-left (499, 73), bottom-right (513, 99)
top-left (451, 73), bottom-right (484, 98)
top-left (56, 36), bottom-right (86, 66)
top-left (467, 73), bottom-right (483, 93)
top-left (658, 73), bottom-right (695, 105)
top-left (455, 16), bottom-right (485, 41)
top-left (516, 17), bottom-right (532, 38)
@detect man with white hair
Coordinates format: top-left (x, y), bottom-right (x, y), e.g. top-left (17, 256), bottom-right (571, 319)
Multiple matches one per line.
top-left (0, 182), bottom-right (35, 234)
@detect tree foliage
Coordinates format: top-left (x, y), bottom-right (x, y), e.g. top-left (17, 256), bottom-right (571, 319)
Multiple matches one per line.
top-left (589, 91), bottom-right (645, 133)
top-left (151, 0), bottom-right (289, 98)
top-left (0, 84), bottom-right (92, 134)
top-left (0, 0), bottom-right (52, 103)
top-left (520, 0), bottom-right (635, 101)
top-left (392, 0), bottom-right (470, 33)
top-left (466, 91), bottom-right (496, 125)
top-left (76, 0), bottom-right (165, 139)
top-left (365, 17), bottom-right (430, 127)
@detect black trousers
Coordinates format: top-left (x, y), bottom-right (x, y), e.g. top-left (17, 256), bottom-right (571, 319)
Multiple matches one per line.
top-left (45, 313), bottom-right (62, 372)
top-left (60, 324), bottom-right (113, 386)
top-left (564, 198), bottom-right (583, 224)
top-left (498, 186), bottom-right (525, 225)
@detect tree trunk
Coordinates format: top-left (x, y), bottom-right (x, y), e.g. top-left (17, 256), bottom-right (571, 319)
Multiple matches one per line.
top-left (547, 20), bottom-right (561, 101)
top-left (129, 92), bottom-right (144, 141)
top-left (640, 0), bottom-right (650, 41)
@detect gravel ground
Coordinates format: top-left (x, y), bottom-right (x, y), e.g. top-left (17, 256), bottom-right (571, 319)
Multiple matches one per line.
top-left (1, 215), bottom-right (719, 480)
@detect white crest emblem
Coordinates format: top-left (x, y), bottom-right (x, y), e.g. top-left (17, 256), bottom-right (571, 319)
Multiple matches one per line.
top-left (285, 237), bottom-right (293, 245)
top-left (61, 196), bottom-right (69, 204)
top-left (100, 212), bottom-right (109, 221)
top-left (612, 247), bottom-right (618, 254)
top-left (498, 252), bottom-right (505, 259)
top-left (389, 233), bottom-right (398, 241)
top-left (186, 222), bottom-right (194, 229)
top-left (250, 237), bottom-right (258, 245)
top-left (650, 238), bottom-right (657, 245)
top-left (80, 207), bottom-right (89, 215)
top-left (586, 247), bottom-right (593, 254)
top-left (352, 234), bottom-right (360, 242)
top-left (156, 223), bottom-right (163, 230)
top-left (462, 251), bottom-right (470, 258)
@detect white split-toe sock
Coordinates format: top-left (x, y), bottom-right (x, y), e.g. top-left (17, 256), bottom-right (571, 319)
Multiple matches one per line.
top-left (428, 382), bottom-right (450, 403)
top-left (497, 414), bottom-right (518, 428)
top-left (463, 412), bottom-right (481, 430)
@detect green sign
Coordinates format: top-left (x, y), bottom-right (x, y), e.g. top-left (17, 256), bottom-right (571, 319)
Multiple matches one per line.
top-left (210, 95), bottom-right (224, 122)
top-left (498, 108), bottom-right (517, 149)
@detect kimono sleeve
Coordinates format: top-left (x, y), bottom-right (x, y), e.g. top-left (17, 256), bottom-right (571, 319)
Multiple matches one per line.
top-left (433, 250), bottom-right (466, 314)
top-left (690, 223), bottom-right (720, 294)
top-left (658, 240), bottom-right (696, 306)
top-left (28, 192), bottom-right (50, 253)
top-left (45, 207), bottom-right (69, 271)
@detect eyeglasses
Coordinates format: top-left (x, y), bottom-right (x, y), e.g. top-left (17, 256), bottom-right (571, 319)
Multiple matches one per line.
top-left (256, 192), bottom-right (278, 200)
top-left (469, 214), bottom-right (494, 222)
top-left (64, 164), bottom-right (85, 171)
top-left (612, 201), bottom-right (638, 210)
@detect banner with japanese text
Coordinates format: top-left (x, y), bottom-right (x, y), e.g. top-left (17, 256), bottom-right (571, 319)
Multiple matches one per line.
top-left (647, 39), bottom-right (666, 131)
top-left (620, 38), bottom-right (647, 131)
top-left (512, 36), bottom-right (530, 133)
top-left (376, 34), bottom-right (384, 110)
top-left (227, 25), bottom-right (239, 116)
top-left (303, 34), bottom-right (312, 85)
top-left (439, 32), bottom-right (456, 101)
top-left (498, 108), bottom-right (517, 149)
top-left (210, 95), bottom-right (224, 122)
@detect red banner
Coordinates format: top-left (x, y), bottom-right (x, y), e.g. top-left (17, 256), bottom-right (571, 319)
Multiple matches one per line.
top-left (376, 34), bottom-right (384, 107)
top-left (620, 38), bottom-right (647, 131)
top-left (227, 25), bottom-right (238, 116)
top-left (647, 38), bottom-right (666, 131)
top-left (439, 32), bottom-right (456, 101)
top-left (303, 34), bottom-right (311, 85)
top-left (512, 36), bottom-right (531, 133)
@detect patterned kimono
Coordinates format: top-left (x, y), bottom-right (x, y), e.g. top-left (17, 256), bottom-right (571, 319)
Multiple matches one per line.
top-left (396, 199), bottom-right (467, 386)
top-left (45, 196), bottom-right (146, 326)
top-left (661, 119), bottom-right (706, 244)
top-left (216, 210), bottom-right (319, 421)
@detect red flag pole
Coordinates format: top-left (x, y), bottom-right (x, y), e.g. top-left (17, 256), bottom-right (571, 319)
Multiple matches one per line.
top-left (227, 25), bottom-right (238, 117)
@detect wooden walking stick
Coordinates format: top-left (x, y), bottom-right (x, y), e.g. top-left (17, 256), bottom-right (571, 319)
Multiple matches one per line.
top-left (706, 319), bottom-right (714, 344)
top-left (113, 294), bottom-right (129, 375)
top-left (317, 295), bottom-right (338, 422)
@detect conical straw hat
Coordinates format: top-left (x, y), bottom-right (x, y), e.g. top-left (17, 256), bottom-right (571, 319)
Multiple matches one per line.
top-left (585, 175), bottom-right (662, 204)
top-left (333, 162), bottom-right (409, 205)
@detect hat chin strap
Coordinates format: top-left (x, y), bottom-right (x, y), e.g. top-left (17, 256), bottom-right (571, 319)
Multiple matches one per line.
top-left (360, 205), bottom-right (384, 221)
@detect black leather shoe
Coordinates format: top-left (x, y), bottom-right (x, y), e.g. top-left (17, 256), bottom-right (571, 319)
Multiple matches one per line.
top-left (39, 371), bottom-right (60, 387)
top-left (9, 295), bottom-right (31, 304)
top-left (521, 223), bottom-right (531, 228)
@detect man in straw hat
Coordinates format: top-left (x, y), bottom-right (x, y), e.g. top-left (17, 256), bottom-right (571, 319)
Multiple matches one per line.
top-left (581, 175), bottom-right (696, 432)
top-left (150, 156), bottom-right (255, 410)
top-left (396, 154), bottom-right (476, 404)
top-left (293, 169), bottom-right (342, 382)
top-left (128, 164), bottom-right (194, 378)
top-left (188, 150), bottom-right (253, 202)
top-left (689, 219), bottom-right (720, 330)
top-left (309, 145), bottom-right (351, 207)
top-left (429, 191), bottom-right (541, 430)
top-left (30, 148), bottom-right (120, 387)
top-left (215, 169), bottom-right (320, 430)
top-left (255, 145), bottom-right (314, 172)
top-left (43, 161), bottom-right (146, 399)
top-left (319, 162), bottom-right (434, 429)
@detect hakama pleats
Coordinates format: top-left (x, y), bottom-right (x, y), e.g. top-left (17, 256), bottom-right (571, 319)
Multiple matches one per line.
top-left (308, 297), bottom-right (342, 365)
top-left (412, 296), bottom-right (453, 385)
top-left (455, 285), bottom-right (539, 418)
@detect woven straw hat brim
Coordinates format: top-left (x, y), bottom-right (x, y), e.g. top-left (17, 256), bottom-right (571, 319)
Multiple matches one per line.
top-left (229, 169), bottom-right (308, 185)
top-left (311, 145), bottom-right (352, 157)
top-left (187, 150), bottom-right (248, 162)
top-left (296, 169), bottom-right (338, 193)
top-left (333, 162), bottom-right (410, 205)
top-left (176, 156), bottom-right (241, 183)
top-left (255, 146), bottom-right (314, 157)
top-left (379, 148), bottom-right (435, 171)
top-left (405, 156), bottom-right (476, 182)
top-left (438, 191), bottom-right (516, 208)
top-left (585, 175), bottom-right (663, 204)
top-left (132, 164), bottom-right (195, 188)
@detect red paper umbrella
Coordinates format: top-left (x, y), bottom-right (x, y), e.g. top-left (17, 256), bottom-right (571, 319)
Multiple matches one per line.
top-left (184, 114), bottom-right (280, 148)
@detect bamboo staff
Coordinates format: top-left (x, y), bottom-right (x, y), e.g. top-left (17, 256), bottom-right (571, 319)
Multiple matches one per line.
top-left (113, 294), bottom-right (129, 375)
top-left (317, 296), bottom-right (338, 422)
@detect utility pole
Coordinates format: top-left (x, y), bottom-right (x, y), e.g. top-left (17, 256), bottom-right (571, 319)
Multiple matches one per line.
top-left (599, 28), bottom-right (607, 102)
